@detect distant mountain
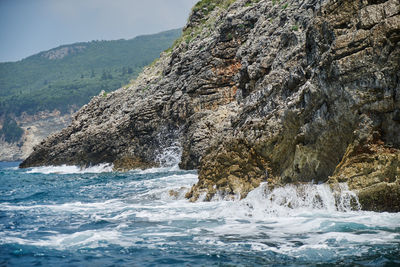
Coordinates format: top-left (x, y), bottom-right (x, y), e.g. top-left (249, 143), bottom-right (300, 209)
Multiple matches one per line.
top-left (0, 29), bottom-right (182, 117)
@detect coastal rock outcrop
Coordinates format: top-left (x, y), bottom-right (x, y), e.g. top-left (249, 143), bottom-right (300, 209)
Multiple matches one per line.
top-left (21, 0), bottom-right (400, 211)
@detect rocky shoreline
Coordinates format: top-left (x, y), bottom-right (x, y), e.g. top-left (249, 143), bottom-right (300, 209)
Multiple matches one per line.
top-left (21, 0), bottom-right (400, 212)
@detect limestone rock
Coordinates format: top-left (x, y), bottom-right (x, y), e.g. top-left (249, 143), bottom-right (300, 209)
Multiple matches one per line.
top-left (329, 132), bottom-right (400, 212)
top-left (21, 0), bottom-right (400, 211)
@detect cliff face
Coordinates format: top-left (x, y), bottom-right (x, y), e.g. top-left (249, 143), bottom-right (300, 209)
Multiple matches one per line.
top-left (0, 112), bottom-right (71, 161)
top-left (21, 0), bottom-right (400, 211)
top-left (187, 0), bottom-right (400, 210)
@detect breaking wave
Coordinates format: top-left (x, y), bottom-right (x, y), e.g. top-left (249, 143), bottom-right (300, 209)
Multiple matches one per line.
top-left (26, 163), bottom-right (113, 174)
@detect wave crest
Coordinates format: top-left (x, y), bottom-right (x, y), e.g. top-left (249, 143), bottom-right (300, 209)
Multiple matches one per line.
top-left (26, 163), bottom-right (113, 174)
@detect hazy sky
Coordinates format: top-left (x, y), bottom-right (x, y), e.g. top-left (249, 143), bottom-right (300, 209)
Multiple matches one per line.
top-left (0, 0), bottom-right (199, 62)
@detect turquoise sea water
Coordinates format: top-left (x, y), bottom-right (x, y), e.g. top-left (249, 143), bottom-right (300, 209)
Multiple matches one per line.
top-left (1, 161), bottom-right (399, 266)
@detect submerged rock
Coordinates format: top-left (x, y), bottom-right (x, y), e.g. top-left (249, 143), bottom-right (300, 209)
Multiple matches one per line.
top-left (21, 0), bottom-right (400, 211)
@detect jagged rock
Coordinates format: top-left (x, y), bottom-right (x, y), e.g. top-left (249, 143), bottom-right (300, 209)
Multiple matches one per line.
top-left (21, 0), bottom-right (400, 211)
top-left (186, 138), bottom-right (273, 201)
top-left (328, 130), bottom-right (400, 212)
top-left (187, 0), bottom-right (400, 212)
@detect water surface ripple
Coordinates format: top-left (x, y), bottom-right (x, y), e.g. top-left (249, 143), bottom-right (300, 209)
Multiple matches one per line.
top-left (0, 162), bottom-right (399, 266)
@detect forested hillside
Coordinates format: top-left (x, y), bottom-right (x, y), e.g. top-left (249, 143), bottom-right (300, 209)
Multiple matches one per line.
top-left (0, 29), bottom-right (181, 117)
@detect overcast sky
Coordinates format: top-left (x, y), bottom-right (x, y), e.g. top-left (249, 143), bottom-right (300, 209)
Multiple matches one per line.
top-left (0, 0), bottom-right (199, 62)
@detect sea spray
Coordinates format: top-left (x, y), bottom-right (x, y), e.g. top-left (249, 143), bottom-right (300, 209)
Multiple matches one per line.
top-left (210, 182), bottom-right (361, 217)
top-left (333, 182), bottom-right (362, 211)
top-left (155, 143), bottom-right (182, 168)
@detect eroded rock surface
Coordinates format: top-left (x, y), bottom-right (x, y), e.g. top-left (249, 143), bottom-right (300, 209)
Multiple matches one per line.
top-left (187, 0), bottom-right (400, 211)
top-left (21, 0), bottom-right (400, 211)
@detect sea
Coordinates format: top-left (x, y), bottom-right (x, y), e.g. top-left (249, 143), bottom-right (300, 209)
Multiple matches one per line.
top-left (1, 157), bottom-right (399, 266)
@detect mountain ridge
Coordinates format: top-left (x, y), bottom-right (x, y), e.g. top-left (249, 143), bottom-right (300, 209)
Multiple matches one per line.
top-left (0, 29), bottom-right (182, 161)
top-left (0, 29), bottom-right (182, 117)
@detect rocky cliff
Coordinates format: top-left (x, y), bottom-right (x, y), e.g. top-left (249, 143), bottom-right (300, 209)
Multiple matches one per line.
top-left (21, 0), bottom-right (400, 211)
top-left (0, 112), bottom-right (71, 161)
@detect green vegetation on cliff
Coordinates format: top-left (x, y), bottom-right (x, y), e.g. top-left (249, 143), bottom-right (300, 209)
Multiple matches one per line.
top-left (192, 0), bottom-right (236, 15)
top-left (0, 116), bottom-right (23, 143)
top-left (164, 0), bottom-right (236, 52)
top-left (0, 29), bottom-right (181, 117)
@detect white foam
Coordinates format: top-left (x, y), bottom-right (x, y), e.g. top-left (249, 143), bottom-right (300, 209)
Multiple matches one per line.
top-left (24, 143), bottom-right (181, 175)
top-left (131, 166), bottom-right (179, 175)
top-left (2, 166), bottom-right (400, 260)
top-left (228, 182), bottom-right (361, 217)
top-left (5, 166), bottom-right (19, 171)
top-left (26, 163), bottom-right (113, 174)
top-left (0, 229), bottom-right (136, 249)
